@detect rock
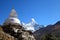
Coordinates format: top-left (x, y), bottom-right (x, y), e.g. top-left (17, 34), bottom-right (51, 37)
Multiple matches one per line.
top-left (0, 25), bottom-right (35, 40)
top-left (18, 31), bottom-right (35, 40)
top-left (0, 31), bottom-right (17, 40)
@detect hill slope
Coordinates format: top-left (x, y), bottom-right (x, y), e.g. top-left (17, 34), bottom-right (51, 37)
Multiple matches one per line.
top-left (33, 21), bottom-right (60, 40)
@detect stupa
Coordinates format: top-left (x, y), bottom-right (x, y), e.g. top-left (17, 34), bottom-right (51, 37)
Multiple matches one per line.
top-left (0, 8), bottom-right (35, 40)
top-left (4, 8), bottom-right (21, 25)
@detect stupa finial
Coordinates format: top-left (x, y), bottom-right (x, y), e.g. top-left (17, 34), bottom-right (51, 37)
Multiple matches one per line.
top-left (9, 8), bottom-right (17, 18)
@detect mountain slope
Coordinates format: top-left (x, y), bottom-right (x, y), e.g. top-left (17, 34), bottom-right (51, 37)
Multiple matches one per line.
top-left (22, 18), bottom-right (43, 32)
top-left (33, 21), bottom-right (60, 40)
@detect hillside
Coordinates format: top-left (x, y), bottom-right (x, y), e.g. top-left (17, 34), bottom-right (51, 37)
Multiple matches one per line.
top-left (33, 21), bottom-right (60, 40)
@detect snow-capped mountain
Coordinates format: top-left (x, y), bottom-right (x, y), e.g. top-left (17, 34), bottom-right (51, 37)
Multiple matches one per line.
top-left (22, 18), bottom-right (43, 32)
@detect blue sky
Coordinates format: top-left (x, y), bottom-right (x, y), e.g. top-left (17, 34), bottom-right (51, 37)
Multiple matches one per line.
top-left (0, 0), bottom-right (60, 25)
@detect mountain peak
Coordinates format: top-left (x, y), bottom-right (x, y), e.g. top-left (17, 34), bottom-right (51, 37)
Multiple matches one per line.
top-left (22, 18), bottom-right (42, 32)
top-left (55, 21), bottom-right (60, 25)
top-left (30, 18), bottom-right (37, 24)
top-left (31, 18), bottom-right (36, 23)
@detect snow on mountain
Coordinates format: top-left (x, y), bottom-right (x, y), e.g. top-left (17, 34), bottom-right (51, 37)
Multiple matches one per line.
top-left (22, 18), bottom-right (43, 32)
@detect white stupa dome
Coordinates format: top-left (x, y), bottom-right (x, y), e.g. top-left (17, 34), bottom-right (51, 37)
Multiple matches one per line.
top-left (4, 8), bottom-right (21, 25)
